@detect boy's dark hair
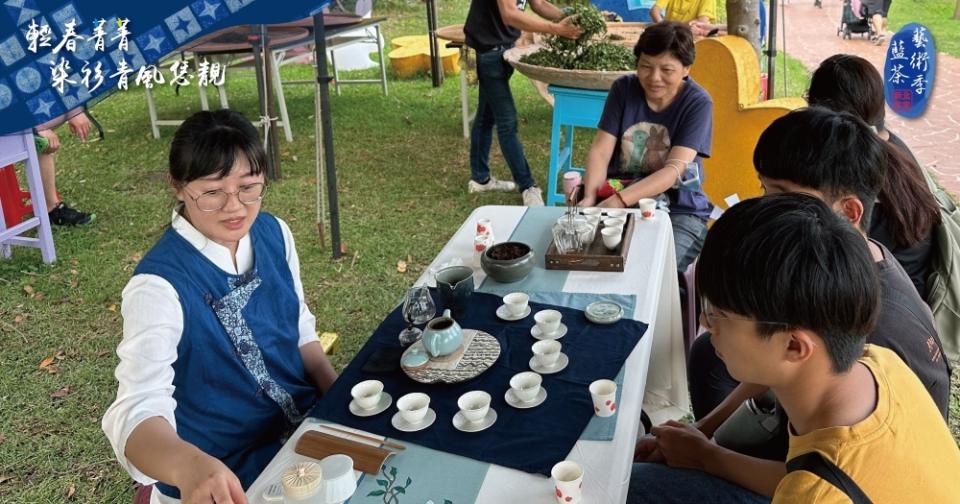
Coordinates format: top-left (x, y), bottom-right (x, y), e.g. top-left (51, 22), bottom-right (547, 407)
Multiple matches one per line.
top-left (169, 109), bottom-right (267, 186)
top-left (696, 193), bottom-right (880, 373)
top-left (633, 21), bottom-right (695, 66)
top-left (753, 107), bottom-right (885, 228)
top-left (808, 54), bottom-right (941, 248)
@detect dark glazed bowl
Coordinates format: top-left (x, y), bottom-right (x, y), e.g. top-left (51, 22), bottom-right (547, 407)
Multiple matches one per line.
top-left (481, 241), bottom-right (535, 283)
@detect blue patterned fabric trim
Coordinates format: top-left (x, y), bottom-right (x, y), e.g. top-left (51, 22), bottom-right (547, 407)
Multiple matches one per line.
top-left (209, 271), bottom-right (306, 425)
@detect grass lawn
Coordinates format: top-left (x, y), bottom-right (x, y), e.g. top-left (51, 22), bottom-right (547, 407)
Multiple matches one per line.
top-left (889, 0), bottom-right (960, 58)
top-left (0, 1), bottom-right (954, 502)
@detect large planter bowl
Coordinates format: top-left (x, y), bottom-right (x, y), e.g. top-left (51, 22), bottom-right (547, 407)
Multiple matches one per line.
top-left (503, 44), bottom-right (634, 91)
top-left (481, 242), bottom-right (535, 284)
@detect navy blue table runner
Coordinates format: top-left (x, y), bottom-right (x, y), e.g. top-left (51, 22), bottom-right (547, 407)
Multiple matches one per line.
top-left (309, 290), bottom-right (646, 475)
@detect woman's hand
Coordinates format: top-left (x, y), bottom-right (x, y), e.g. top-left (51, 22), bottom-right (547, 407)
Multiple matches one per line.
top-left (68, 113), bottom-right (91, 142)
top-left (174, 452), bottom-right (248, 504)
top-left (36, 129), bottom-right (59, 154)
top-left (575, 194), bottom-right (596, 207)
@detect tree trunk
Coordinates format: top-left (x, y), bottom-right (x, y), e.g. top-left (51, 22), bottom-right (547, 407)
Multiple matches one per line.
top-left (955, 0), bottom-right (960, 20)
top-left (726, 0), bottom-right (761, 60)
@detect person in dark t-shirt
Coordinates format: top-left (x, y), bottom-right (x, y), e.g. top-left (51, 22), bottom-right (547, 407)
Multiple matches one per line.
top-left (463, 0), bottom-right (581, 206)
top-left (580, 22), bottom-right (713, 273)
top-left (637, 108), bottom-right (951, 501)
top-left (806, 54), bottom-right (941, 298)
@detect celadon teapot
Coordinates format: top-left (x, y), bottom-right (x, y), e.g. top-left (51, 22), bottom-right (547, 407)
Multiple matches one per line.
top-left (422, 309), bottom-right (463, 358)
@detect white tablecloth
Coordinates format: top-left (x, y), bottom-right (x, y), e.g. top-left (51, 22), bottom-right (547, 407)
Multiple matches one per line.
top-left (247, 205), bottom-right (689, 504)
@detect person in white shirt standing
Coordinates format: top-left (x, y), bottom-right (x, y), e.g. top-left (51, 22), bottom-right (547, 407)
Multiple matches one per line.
top-left (103, 109), bottom-right (338, 504)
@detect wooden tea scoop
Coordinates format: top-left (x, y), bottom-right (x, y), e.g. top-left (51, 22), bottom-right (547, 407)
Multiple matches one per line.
top-left (316, 424), bottom-right (406, 452)
top-left (295, 430), bottom-right (396, 475)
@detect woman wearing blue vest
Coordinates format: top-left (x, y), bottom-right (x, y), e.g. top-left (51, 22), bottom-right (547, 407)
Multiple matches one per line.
top-left (103, 110), bottom-right (338, 504)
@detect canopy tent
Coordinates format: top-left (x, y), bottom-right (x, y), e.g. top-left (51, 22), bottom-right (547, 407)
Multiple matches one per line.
top-left (0, 0), bottom-right (349, 257)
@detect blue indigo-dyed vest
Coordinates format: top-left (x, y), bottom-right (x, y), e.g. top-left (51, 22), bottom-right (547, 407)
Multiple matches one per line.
top-left (134, 213), bottom-right (316, 498)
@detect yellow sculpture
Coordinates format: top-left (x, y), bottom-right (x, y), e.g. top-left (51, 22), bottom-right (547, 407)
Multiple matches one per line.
top-left (689, 36), bottom-right (806, 210)
top-left (389, 35), bottom-right (461, 78)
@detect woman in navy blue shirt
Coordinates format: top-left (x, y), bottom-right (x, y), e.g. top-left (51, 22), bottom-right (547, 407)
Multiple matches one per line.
top-left (580, 21), bottom-right (714, 272)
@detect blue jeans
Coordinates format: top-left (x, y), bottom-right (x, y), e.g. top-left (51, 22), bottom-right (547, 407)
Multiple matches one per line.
top-left (628, 463), bottom-right (771, 503)
top-left (470, 46), bottom-right (536, 192)
top-left (671, 213), bottom-right (708, 273)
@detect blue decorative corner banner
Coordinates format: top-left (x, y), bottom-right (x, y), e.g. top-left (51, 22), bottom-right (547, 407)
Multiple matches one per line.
top-left (0, 0), bottom-right (332, 136)
top-left (884, 23), bottom-right (936, 119)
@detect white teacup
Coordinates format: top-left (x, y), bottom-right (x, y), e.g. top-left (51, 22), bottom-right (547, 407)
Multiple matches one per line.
top-left (534, 309), bottom-right (562, 336)
top-left (551, 460), bottom-right (584, 504)
top-left (397, 392), bottom-right (430, 424)
top-left (638, 198), bottom-right (657, 220)
top-left (602, 217), bottom-right (626, 229)
top-left (601, 227), bottom-right (622, 250)
top-left (532, 339), bottom-right (562, 367)
top-left (509, 371), bottom-right (543, 403)
top-left (589, 379), bottom-right (618, 417)
top-left (605, 209), bottom-right (627, 219)
top-left (581, 207), bottom-right (602, 217)
top-left (350, 380), bottom-right (384, 410)
top-left (458, 390), bottom-right (491, 424)
top-left (503, 292), bottom-right (530, 316)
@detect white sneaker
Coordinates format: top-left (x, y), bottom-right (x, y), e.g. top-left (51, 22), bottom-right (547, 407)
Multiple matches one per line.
top-left (522, 186), bottom-right (544, 207)
top-left (468, 176), bottom-right (517, 193)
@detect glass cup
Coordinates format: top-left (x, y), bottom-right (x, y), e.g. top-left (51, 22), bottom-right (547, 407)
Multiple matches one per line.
top-left (399, 286), bottom-right (436, 346)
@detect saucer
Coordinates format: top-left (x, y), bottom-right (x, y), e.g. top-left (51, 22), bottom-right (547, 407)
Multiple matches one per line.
top-left (391, 408), bottom-right (437, 432)
top-left (529, 352), bottom-right (569, 374)
top-left (531, 323), bottom-right (567, 340)
top-left (505, 387), bottom-right (547, 408)
top-left (452, 409), bottom-right (497, 432)
top-left (585, 300), bottom-right (624, 325)
top-left (496, 304), bottom-right (531, 321)
top-left (349, 392), bottom-right (392, 417)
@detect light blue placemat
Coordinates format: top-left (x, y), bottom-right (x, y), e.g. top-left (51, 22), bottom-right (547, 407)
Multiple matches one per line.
top-left (338, 430), bottom-right (490, 504)
top-left (479, 206), bottom-right (568, 293)
top-left (580, 364), bottom-right (626, 441)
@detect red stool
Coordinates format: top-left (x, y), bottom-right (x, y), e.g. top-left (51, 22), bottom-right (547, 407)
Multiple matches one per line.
top-left (0, 164), bottom-right (34, 228)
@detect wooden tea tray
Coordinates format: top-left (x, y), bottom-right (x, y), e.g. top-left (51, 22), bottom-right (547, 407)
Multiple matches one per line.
top-left (545, 212), bottom-right (636, 272)
top-left (295, 430), bottom-right (395, 475)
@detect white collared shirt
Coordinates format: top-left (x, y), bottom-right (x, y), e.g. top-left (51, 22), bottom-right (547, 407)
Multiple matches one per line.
top-left (101, 210), bottom-right (319, 503)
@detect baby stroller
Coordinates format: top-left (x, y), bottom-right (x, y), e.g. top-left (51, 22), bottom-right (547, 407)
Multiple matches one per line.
top-left (837, 0), bottom-right (875, 39)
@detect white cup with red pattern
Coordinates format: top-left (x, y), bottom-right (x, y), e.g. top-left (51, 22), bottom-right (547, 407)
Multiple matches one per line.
top-left (476, 218), bottom-right (494, 238)
top-left (589, 379), bottom-right (617, 417)
top-left (551, 460), bottom-right (583, 504)
top-left (639, 198), bottom-right (657, 220)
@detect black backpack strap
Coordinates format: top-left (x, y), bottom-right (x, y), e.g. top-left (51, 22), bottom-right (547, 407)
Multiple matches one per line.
top-left (786, 452), bottom-right (873, 504)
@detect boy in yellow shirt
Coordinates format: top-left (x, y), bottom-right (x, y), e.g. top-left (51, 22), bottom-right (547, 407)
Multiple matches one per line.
top-left (628, 193), bottom-right (960, 503)
top-left (650, 0), bottom-right (716, 24)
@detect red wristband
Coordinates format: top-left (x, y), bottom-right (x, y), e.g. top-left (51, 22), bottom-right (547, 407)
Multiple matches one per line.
top-left (614, 191), bottom-right (628, 207)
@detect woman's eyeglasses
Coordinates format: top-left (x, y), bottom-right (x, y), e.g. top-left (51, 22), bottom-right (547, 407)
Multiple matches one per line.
top-left (184, 183), bottom-right (266, 212)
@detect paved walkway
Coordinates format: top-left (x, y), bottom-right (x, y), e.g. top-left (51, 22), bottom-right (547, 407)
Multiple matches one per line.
top-left (774, 0), bottom-right (960, 196)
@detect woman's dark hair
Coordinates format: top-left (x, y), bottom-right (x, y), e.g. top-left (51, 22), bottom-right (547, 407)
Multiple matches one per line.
top-left (808, 54), bottom-right (940, 248)
top-left (697, 193), bottom-right (880, 374)
top-left (169, 109), bottom-right (267, 186)
top-left (754, 107), bottom-right (885, 227)
top-left (633, 21), bottom-right (695, 66)
top-left (808, 54), bottom-right (885, 130)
